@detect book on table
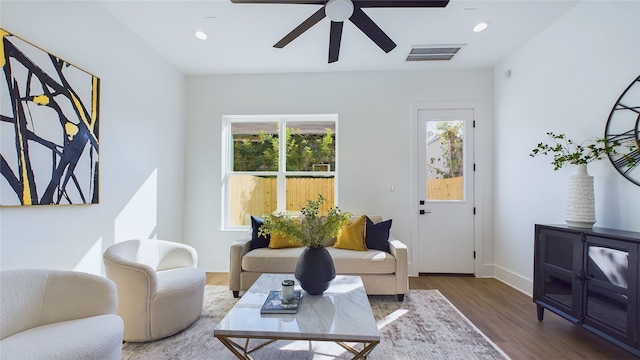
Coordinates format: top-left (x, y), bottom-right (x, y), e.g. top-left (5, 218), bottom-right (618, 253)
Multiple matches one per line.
top-left (260, 290), bottom-right (302, 314)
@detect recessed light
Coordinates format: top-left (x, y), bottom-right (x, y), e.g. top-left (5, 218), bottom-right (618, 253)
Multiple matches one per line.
top-left (473, 21), bottom-right (491, 33)
top-left (194, 30), bottom-right (208, 40)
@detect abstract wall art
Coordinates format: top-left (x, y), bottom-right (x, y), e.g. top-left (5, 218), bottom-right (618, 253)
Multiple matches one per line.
top-left (1, 28), bottom-right (100, 206)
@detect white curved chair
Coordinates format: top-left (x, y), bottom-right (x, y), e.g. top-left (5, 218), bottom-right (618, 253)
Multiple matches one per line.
top-left (103, 239), bottom-right (206, 342)
top-left (0, 269), bottom-right (124, 360)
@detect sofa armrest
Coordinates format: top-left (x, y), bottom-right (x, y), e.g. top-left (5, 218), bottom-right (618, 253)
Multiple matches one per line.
top-left (156, 240), bottom-right (198, 270)
top-left (229, 235), bottom-right (252, 295)
top-left (0, 269), bottom-right (118, 339)
top-left (103, 247), bottom-right (159, 307)
top-left (389, 237), bottom-right (408, 296)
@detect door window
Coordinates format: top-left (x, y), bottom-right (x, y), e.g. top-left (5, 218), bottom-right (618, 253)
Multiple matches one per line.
top-left (426, 120), bottom-right (464, 201)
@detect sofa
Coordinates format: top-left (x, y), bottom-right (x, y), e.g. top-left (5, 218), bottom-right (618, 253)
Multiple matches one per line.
top-left (229, 215), bottom-right (408, 301)
top-left (103, 239), bottom-right (206, 342)
top-left (0, 269), bottom-right (124, 360)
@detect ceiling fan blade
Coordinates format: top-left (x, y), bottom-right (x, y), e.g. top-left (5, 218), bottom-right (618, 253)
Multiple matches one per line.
top-left (274, 6), bottom-right (326, 48)
top-left (349, 6), bottom-right (396, 53)
top-left (356, 0), bottom-right (449, 7)
top-left (230, 0), bottom-right (324, 4)
top-left (328, 21), bottom-right (344, 63)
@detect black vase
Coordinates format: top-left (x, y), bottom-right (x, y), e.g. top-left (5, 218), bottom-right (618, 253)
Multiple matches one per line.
top-left (294, 246), bottom-right (336, 295)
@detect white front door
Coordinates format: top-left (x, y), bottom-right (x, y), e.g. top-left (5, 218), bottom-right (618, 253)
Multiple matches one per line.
top-left (417, 109), bottom-right (475, 274)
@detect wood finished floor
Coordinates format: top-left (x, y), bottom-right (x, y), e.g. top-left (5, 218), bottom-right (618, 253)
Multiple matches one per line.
top-left (206, 273), bottom-right (638, 360)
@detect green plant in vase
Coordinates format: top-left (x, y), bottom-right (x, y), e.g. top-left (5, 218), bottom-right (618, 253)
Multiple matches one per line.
top-left (529, 132), bottom-right (621, 228)
top-left (258, 194), bottom-right (351, 295)
top-left (258, 194), bottom-right (351, 248)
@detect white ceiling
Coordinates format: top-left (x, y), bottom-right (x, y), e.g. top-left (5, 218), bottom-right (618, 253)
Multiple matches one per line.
top-left (97, 0), bottom-right (579, 75)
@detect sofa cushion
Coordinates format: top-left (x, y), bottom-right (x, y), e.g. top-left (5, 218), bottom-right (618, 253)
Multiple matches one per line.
top-left (334, 215), bottom-right (367, 251)
top-left (242, 247), bottom-right (304, 273)
top-left (242, 247), bottom-right (396, 275)
top-left (365, 217), bottom-right (392, 253)
top-left (250, 216), bottom-right (270, 250)
top-left (329, 247), bottom-right (396, 274)
top-left (322, 215), bottom-right (384, 247)
top-left (268, 233), bottom-right (303, 249)
top-left (156, 267), bottom-right (207, 294)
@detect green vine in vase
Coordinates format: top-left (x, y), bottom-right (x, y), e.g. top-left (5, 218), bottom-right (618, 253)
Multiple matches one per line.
top-left (529, 132), bottom-right (621, 171)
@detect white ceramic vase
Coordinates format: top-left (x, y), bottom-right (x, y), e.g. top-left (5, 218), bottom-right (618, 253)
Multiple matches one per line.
top-left (565, 164), bottom-right (595, 228)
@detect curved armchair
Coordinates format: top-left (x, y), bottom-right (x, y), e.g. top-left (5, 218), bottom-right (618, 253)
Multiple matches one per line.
top-left (0, 269), bottom-right (124, 360)
top-left (103, 239), bottom-right (206, 342)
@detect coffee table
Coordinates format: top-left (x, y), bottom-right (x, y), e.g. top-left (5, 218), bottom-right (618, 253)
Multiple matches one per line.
top-left (214, 274), bottom-right (380, 359)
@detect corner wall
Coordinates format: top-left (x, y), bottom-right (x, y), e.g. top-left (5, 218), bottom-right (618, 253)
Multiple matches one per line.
top-left (0, 1), bottom-right (187, 274)
top-left (493, 1), bottom-right (640, 294)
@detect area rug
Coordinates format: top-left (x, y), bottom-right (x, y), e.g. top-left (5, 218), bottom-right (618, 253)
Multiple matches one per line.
top-left (121, 286), bottom-right (510, 360)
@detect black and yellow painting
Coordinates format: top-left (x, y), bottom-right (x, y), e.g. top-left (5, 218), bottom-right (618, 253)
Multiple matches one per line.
top-left (0, 29), bottom-right (99, 206)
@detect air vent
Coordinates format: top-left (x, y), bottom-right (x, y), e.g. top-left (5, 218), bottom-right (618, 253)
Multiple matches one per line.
top-left (406, 44), bottom-right (465, 62)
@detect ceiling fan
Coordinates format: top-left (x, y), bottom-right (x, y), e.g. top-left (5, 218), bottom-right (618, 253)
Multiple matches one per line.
top-left (230, 0), bottom-right (450, 63)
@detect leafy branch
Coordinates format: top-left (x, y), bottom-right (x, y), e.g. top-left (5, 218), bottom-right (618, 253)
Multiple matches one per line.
top-left (529, 132), bottom-right (620, 170)
top-left (258, 194), bottom-right (351, 248)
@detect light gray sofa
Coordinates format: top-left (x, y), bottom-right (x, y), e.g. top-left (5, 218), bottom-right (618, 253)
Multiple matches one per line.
top-left (0, 269), bottom-right (124, 360)
top-left (229, 216), bottom-right (408, 301)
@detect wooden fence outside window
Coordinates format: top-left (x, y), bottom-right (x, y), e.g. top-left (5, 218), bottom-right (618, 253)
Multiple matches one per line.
top-left (229, 175), bottom-right (334, 225)
top-left (229, 175), bottom-right (463, 225)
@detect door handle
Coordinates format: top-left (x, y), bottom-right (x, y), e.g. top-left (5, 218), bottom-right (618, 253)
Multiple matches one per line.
top-left (419, 210), bottom-right (432, 215)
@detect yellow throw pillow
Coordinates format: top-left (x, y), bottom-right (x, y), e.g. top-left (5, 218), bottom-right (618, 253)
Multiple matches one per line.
top-left (334, 215), bottom-right (367, 251)
top-left (268, 233), bottom-right (303, 249)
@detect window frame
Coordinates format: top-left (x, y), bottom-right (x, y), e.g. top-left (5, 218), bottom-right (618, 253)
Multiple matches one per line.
top-left (221, 114), bottom-right (339, 230)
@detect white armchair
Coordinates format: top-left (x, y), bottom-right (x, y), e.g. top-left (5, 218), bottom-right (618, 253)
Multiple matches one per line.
top-left (0, 269), bottom-right (124, 360)
top-left (103, 239), bottom-right (206, 342)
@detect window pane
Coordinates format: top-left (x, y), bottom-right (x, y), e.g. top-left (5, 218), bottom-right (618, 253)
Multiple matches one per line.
top-left (285, 176), bottom-right (335, 216)
top-left (586, 283), bottom-right (628, 333)
top-left (426, 120), bottom-right (464, 201)
top-left (228, 174), bottom-right (277, 226)
top-left (224, 115), bottom-right (338, 229)
top-left (286, 121), bottom-right (335, 172)
top-left (231, 122), bottom-right (278, 171)
top-left (588, 246), bottom-right (628, 289)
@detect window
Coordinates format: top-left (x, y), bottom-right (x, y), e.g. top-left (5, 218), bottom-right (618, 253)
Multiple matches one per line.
top-left (222, 115), bottom-right (337, 229)
top-left (426, 119), bottom-right (464, 201)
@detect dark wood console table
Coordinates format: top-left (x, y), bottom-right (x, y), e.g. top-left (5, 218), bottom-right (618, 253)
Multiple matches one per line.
top-left (533, 224), bottom-right (640, 357)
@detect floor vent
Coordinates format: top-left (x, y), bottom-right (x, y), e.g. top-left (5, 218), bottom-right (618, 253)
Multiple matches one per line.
top-left (406, 45), bottom-right (465, 62)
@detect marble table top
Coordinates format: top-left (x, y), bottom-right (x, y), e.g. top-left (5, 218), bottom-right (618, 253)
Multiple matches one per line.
top-left (214, 274), bottom-right (380, 342)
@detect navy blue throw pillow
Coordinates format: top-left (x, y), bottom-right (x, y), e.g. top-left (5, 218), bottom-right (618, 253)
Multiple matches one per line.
top-left (250, 216), bottom-right (270, 250)
top-left (365, 217), bottom-right (392, 253)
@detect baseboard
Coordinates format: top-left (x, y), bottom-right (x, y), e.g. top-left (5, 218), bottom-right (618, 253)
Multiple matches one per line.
top-left (493, 265), bottom-right (532, 297)
top-left (475, 263), bottom-right (495, 278)
top-left (409, 263), bottom-right (495, 278)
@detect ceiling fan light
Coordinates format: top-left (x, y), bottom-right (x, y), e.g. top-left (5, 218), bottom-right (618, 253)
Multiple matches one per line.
top-left (473, 21), bottom-right (491, 33)
top-left (325, 0), bottom-right (354, 22)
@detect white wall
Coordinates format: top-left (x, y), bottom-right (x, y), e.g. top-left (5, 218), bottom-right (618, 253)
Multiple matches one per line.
top-left (0, 1), bottom-right (186, 274)
top-left (493, 1), bottom-right (640, 294)
top-left (184, 70), bottom-right (494, 275)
